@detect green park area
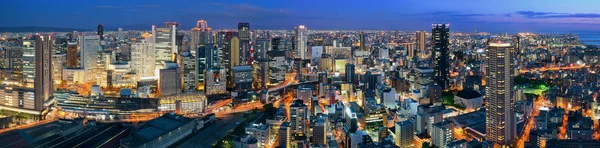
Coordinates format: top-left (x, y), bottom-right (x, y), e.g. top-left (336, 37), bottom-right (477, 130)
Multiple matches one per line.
top-left (515, 76), bottom-right (551, 96)
top-left (522, 84), bottom-right (549, 96)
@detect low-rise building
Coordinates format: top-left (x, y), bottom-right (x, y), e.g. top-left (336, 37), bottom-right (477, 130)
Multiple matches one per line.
top-left (245, 122), bottom-right (271, 147)
top-left (120, 113), bottom-right (198, 148)
top-left (454, 89), bottom-right (483, 112)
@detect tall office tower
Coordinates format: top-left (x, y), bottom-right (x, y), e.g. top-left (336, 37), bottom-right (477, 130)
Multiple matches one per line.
top-left (364, 71), bottom-right (377, 91)
top-left (407, 43), bottom-right (415, 59)
top-left (159, 63), bottom-right (182, 96)
top-left (238, 22), bottom-right (250, 41)
top-left (131, 34), bottom-right (155, 78)
top-left (359, 32), bottom-right (366, 51)
top-left (485, 38), bottom-right (516, 146)
top-left (238, 22), bottom-right (250, 62)
top-left (204, 44), bottom-right (220, 69)
top-left (97, 24), bottom-right (104, 40)
top-left (395, 120), bottom-right (414, 148)
top-left (432, 121), bottom-right (453, 148)
top-left (431, 24), bottom-right (450, 90)
top-left (254, 38), bottom-right (269, 61)
top-left (152, 23), bottom-right (177, 66)
top-left (3, 36), bottom-right (53, 113)
top-left (294, 25), bottom-right (308, 59)
top-left (313, 117), bottom-right (328, 144)
top-left (206, 68), bottom-right (227, 95)
top-left (181, 52), bottom-right (196, 91)
top-left (279, 122), bottom-right (291, 148)
top-left (271, 37), bottom-right (282, 51)
top-left (66, 41), bottom-right (79, 68)
top-left (345, 63), bottom-right (355, 84)
top-left (415, 30), bottom-right (426, 58)
top-left (117, 28), bottom-right (124, 42)
top-left (227, 37), bottom-right (240, 89)
top-left (196, 44), bottom-right (208, 92)
top-left (190, 20), bottom-right (212, 53)
top-left (79, 35), bottom-right (100, 70)
top-left (34, 35), bottom-right (54, 111)
top-left (290, 99), bottom-right (308, 133)
top-left (51, 54), bottom-right (65, 84)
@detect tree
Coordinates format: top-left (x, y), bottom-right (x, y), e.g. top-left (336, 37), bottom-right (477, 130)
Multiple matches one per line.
top-left (263, 103), bottom-right (276, 117)
top-left (422, 142), bottom-right (430, 148)
top-left (442, 91), bottom-right (455, 105)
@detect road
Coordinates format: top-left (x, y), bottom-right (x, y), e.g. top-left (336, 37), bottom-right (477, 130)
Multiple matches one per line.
top-left (268, 73), bottom-right (296, 93)
top-left (515, 95), bottom-right (545, 148)
top-left (175, 113), bottom-right (244, 148)
top-left (520, 65), bottom-right (589, 73)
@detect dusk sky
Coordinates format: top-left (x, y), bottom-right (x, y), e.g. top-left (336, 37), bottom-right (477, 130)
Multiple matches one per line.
top-left (2, 0), bottom-right (600, 32)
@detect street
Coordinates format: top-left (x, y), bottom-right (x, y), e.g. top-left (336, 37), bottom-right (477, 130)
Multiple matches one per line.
top-left (174, 113), bottom-right (244, 148)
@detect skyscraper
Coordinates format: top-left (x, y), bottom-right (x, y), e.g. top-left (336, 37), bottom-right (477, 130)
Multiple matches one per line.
top-left (345, 63), bottom-right (355, 84)
top-left (313, 117), bottom-right (328, 144)
top-left (227, 36), bottom-right (240, 89)
top-left (432, 121), bottom-right (453, 148)
top-left (196, 44), bottom-right (208, 91)
top-left (97, 24), bottom-right (104, 40)
top-left (431, 24), bottom-right (450, 90)
top-left (279, 122), bottom-right (291, 148)
top-left (79, 35), bottom-right (100, 70)
top-left (34, 35), bottom-right (53, 111)
top-left (152, 23), bottom-right (177, 66)
top-left (238, 22), bottom-right (250, 62)
top-left (191, 20), bottom-right (212, 54)
top-left (205, 44), bottom-right (220, 69)
top-left (359, 32), bottom-right (366, 51)
top-left (238, 22), bottom-right (250, 41)
top-left (416, 30), bottom-right (426, 57)
top-left (159, 63), bottom-right (182, 96)
top-left (395, 120), bottom-right (414, 148)
top-left (295, 25), bottom-right (308, 59)
top-left (290, 99), bottom-right (308, 134)
top-left (117, 28), bottom-right (124, 42)
top-left (485, 38), bottom-right (516, 146)
top-left (131, 34), bottom-right (155, 78)
top-left (66, 40), bottom-right (79, 68)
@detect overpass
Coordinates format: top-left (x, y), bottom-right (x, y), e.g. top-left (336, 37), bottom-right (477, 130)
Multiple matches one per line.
top-left (268, 80), bottom-right (318, 93)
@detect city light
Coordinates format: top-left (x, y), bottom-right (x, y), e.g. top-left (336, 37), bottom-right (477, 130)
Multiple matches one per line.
top-left (0, 1), bottom-right (599, 148)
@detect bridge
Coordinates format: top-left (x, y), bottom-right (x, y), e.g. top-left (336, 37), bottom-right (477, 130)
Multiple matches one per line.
top-left (268, 79), bottom-right (318, 93)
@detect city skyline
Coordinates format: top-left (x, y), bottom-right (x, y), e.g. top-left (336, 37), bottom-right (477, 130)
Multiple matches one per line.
top-left (2, 1), bottom-right (600, 148)
top-left (2, 0), bottom-right (600, 32)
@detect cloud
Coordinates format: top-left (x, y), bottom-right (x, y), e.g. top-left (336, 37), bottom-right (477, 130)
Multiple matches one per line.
top-left (95, 5), bottom-right (122, 9)
top-left (516, 11), bottom-right (600, 19)
top-left (140, 4), bottom-right (160, 8)
top-left (209, 3), bottom-right (292, 16)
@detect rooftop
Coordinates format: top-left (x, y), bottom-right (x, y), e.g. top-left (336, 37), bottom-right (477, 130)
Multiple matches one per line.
top-left (456, 89), bottom-right (483, 99)
top-left (126, 113), bottom-right (193, 144)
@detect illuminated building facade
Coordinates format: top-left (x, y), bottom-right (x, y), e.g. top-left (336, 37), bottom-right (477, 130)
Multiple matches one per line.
top-left (205, 68), bottom-right (226, 95)
top-left (131, 35), bottom-right (155, 78)
top-left (227, 36), bottom-right (240, 89)
top-left (432, 24), bottom-right (450, 90)
top-left (159, 63), bottom-right (182, 96)
top-left (0, 36), bottom-right (54, 115)
top-left (416, 30), bottom-right (426, 58)
top-left (238, 22), bottom-right (250, 62)
top-left (290, 99), bottom-right (308, 133)
top-left (66, 41), bottom-right (79, 68)
top-left (295, 25), bottom-right (308, 59)
top-left (485, 38), bottom-right (516, 146)
top-left (79, 35), bottom-right (100, 70)
top-left (152, 23), bottom-right (177, 66)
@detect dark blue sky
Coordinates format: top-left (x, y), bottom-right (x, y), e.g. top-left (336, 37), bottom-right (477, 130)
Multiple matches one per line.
top-left (2, 0), bottom-right (600, 32)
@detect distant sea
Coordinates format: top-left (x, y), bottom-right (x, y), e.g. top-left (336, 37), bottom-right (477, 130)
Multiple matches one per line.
top-left (576, 32), bottom-right (600, 46)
